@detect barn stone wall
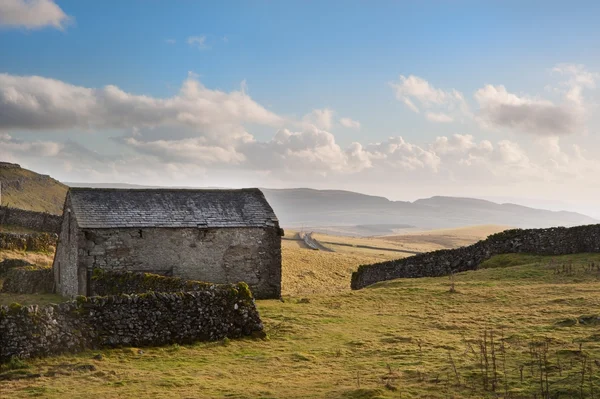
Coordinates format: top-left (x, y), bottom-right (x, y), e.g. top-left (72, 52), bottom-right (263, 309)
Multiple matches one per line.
top-left (0, 282), bottom-right (263, 363)
top-left (351, 224), bottom-right (600, 289)
top-left (53, 196), bottom-right (82, 297)
top-left (74, 226), bottom-right (281, 299)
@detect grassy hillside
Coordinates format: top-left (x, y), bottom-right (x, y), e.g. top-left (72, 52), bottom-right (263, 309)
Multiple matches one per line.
top-left (2, 247), bottom-right (600, 398)
top-left (0, 163), bottom-right (67, 214)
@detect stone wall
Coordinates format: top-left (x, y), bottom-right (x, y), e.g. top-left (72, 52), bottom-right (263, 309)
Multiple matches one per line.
top-left (0, 206), bottom-right (62, 233)
top-left (0, 282), bottom-right (263, 363)
top-left (53, 196), bottom-right (80, 297)
top-left (0, 258), bottom-right (32, 275)
top-left (0, 232), bottom-right (57, 252)
top-left (351, 224), bottom-right (600, 289)
top-left (0, 266), bottom-right (54, 294)
top-left (64, 226), bottom-right (281, 299)
top-left (90, 269), bottom-right (222, 296)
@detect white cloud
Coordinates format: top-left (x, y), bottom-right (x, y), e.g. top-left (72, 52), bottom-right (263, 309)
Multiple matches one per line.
top-left (391, 75), bottom-right (471, 121)
top-left (426, 112), bottom-right (453, 123)
top-left (243, 126), bottom-right (360, 174)
top-left (187, 35), bottom-right (209, 50)
top-left (303, 108), bottom-right (334, 130)
top-left (0, 73), bottom-right (283, 143)
top-left (474, 84), bottom-right (583, 135)
top-left (122, 137), bottom-right (245, 165)
top-left (551, 63), bottom-right (598, 107)
top-left (164, 39), bottom-right (176, 45)
top-left (0, 134), bottom-right (63, 160)
top-left (394, 66), bottom-right (597, 135)
top-left (0, 0), bottom-right (70, 30)
top-left (391, 75), bottom-right (453, 108)
top-left (339, 117), bottom-right (361, 129)
top-left (366, 136), bottom-right (441, 172)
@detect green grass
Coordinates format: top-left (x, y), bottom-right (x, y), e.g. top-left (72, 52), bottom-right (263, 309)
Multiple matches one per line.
top-left (0, 290), bottom-right (63, 306)
top-left (1, 253), bottom-right (600, 398)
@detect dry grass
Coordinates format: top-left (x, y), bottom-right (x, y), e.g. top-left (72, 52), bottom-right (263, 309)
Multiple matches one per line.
top-left (2, 253), bottom-right (600, 398)
top-left (0, 225), bottom-right (39, 234)
top-left (311, 232), bottom-right (413, 251)
top-left (282, 239), bottom-right (397, 296)
top-left (0, 249), bottom-right (54, 267)
top-left (381, 224), bottom-right (511, 252)
top-left (306, 225), bottom-right (510, 255)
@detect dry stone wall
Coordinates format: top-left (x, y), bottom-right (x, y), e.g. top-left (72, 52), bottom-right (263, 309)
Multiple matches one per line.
top-left (1, 266), bottom-right (54, 294)
top-left (0, 232), bottom-right (57, 252)
top-left (0, 206), bottom-right (62, 233)
top-left (351, 224), bottom-right (600, 289)
top-left (0, 258), bottom-right (32, 275)
top-left (90, 269), bottom-right (222, 296)
top-left (0, 281), bottom-right (263, 363)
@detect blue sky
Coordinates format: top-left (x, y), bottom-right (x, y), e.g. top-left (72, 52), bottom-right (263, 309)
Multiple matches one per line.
top-left (1, 0), bottom-right (600, 215)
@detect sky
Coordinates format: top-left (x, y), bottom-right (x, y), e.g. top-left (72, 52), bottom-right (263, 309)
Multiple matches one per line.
top-left (1, 0), bottom-right (599, 216)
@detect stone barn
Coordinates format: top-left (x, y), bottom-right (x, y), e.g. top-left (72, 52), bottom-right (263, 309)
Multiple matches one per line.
top-left (52, 188), bottom-right (283, 299)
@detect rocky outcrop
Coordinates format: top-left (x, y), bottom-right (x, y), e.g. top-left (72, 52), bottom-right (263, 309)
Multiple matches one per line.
top-left (351, 225), bottom-right (600, 289)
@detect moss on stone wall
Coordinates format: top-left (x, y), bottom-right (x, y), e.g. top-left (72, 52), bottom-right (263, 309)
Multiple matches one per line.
top-left (0, 283), bottom-right (264, 363)
top-left (90, 269), bottom-right (255, 300)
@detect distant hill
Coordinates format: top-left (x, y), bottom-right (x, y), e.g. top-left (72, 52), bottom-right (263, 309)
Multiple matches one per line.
top-left (0, 162), bottom-right (68, 214)
top-left (1, 164), bottom-right (595, 229)
top-left (260, 189), bottom-right (598, 230)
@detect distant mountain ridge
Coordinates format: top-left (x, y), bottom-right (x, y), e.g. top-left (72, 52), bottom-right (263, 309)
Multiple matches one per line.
top-left (0, 163), bottom-right (595, 229)
top-left (260, 189), bottom-right (598, 229)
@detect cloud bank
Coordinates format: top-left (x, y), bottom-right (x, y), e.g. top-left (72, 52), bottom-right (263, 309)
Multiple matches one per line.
top-left (393, 65), bottom-right (597, 136)
top-left (1, 67), bottom-right (599, 200)
top-left (0, 0), bottom-right (70, 30)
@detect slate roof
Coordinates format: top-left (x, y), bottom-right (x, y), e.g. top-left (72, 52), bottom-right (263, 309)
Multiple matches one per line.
top-left (67, 188), bottom-right (279, 229)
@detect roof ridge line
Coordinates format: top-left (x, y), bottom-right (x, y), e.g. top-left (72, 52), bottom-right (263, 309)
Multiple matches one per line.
top-left (69, 187), bottom-right (261, 192)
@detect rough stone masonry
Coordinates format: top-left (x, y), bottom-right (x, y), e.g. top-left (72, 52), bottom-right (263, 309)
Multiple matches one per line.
top-left (0, 280), bottom-right (264, 363)
top-left (351, 224), bottom-right (600, 289)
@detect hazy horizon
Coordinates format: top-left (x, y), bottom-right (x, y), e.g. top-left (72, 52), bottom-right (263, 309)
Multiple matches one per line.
top-left (62, 179), bottom-right (600, 220)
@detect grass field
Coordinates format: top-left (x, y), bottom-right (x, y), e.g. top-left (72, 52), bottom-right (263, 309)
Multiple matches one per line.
top-left (1, 249), bottom-right (600, 398)
top-left (281, 238), bottom-right (399, 296)
top-left (380, 225), bottom-right (512, 252)
top-left (307, 225), bottom-right (510, 255)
